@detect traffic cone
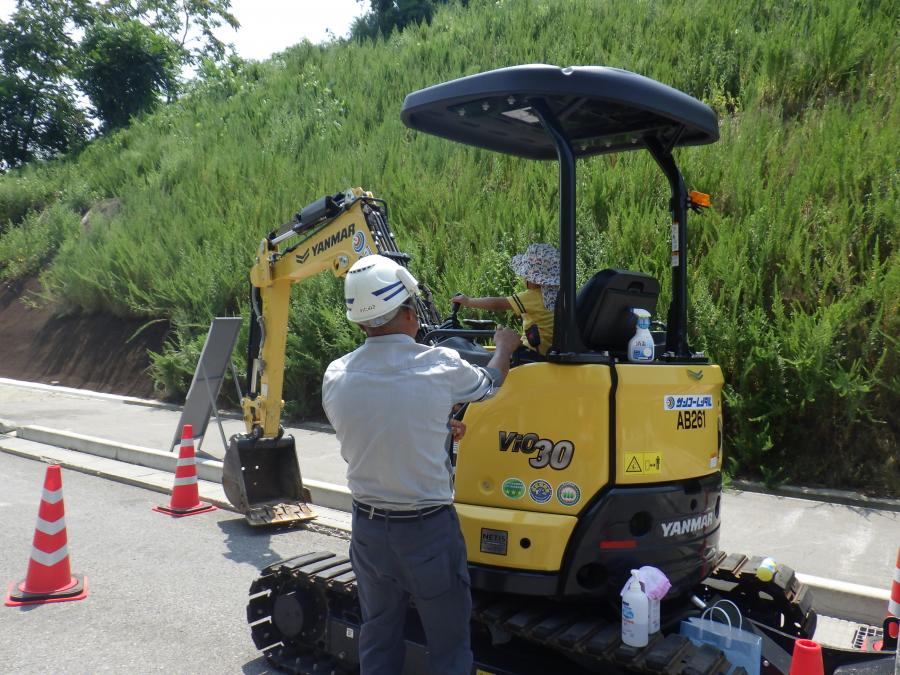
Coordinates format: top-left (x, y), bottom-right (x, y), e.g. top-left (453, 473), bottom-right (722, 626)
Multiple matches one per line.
top-left (873, 548), bottom-right (900, 651)
top-left (153, 424), bottom-right (217, 517)
top-left (789, 639), bottom-right (824, 675)
top-left (890, 548), bottom-right (900, 621)
top-left (5, 465), bottom-right (88, 607)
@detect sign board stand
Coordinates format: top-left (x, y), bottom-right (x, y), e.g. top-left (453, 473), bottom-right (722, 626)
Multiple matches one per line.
top-left (169, 317), bottom-right (243, 459)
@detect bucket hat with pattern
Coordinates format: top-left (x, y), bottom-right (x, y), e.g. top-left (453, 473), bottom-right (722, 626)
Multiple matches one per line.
top-left (510, 243), bottom-right (560, 310)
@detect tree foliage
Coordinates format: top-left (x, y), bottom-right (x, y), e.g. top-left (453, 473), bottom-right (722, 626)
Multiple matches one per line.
top-left (100, 0), bottom-right (238, 65)
top-left (0, 0), bottom-right (92, 168)
top-left (0, 0), bottom-right (238, 168)
top-left (80, 20), bottom-right (180, 130)
top-left (352, 0), bottom-right (466, 40)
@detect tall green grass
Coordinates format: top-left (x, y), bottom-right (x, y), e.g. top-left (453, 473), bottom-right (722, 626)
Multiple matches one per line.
top-left (0, 0), bottom-right (896, 493)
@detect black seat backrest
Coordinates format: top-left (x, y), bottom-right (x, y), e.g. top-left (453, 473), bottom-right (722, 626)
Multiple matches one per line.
top-left (576, 269), bottom-right (660, 351)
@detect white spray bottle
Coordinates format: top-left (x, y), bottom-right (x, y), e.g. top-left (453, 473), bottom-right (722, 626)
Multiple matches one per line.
top-left (627, 308), bottom-right (655, 363)
top-left (621, 569), bottom-right (650, 647)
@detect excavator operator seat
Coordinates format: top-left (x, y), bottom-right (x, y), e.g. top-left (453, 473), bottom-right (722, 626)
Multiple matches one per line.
top-left (576, 269), bottom-right (660, 351)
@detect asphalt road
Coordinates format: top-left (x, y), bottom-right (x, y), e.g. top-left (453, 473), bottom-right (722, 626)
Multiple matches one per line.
top-left (0, 452), bottom-right (349, 675)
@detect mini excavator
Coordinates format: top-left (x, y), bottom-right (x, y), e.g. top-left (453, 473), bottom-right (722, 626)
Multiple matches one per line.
top-left (223, 66), bottom-right (896, 674)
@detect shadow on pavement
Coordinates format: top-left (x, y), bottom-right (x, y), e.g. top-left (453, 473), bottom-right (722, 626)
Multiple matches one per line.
top-left (242, 654), bottom-right (278, 674)
top-left (217, 516), bottom-right (284, 569)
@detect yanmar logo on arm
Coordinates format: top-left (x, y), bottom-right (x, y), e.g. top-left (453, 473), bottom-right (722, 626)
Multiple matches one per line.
top-left (297, 223), bottom-right (357, 263)
top-left (660, 511), bottom-right (716, 537)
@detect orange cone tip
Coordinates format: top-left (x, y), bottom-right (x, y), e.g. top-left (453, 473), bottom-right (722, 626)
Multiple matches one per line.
top-left (789, 639), bottom-right (824, 675)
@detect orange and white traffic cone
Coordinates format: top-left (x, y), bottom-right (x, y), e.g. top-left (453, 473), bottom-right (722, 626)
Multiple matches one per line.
top-left (872, 548), bottom-right (900, 651)
top-left (890, 547), bottom-right (900, 621)
top-left (153, 424), bottom-right (217, 517)
top-left (882, 548), bottom-right (900, 649)
top-left (5, 465), bottom-right (88, 607)
top-left (789, 639), bottom-right (824, 675)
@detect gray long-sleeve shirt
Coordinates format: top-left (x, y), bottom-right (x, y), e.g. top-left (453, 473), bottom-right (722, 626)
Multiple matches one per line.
top-left (322, 334), bottom-right (500, 510)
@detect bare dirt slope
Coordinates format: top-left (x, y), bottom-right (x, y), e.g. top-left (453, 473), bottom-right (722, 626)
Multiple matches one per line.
top-left (0, 278), bottom-right (168, 398)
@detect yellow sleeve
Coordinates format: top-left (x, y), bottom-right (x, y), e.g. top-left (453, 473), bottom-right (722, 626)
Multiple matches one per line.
top-left (507, 292), bottom-right (527, 317)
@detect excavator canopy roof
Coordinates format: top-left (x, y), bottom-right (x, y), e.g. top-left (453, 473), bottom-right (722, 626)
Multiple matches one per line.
top-left (401, 64), bottom-right (718, 160)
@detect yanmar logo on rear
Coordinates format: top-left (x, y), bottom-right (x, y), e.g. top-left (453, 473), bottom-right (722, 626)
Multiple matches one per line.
top-left (660, 511), bottom-right (715, 537)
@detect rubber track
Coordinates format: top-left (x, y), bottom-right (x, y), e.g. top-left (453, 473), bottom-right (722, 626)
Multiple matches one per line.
top-left (245, 550), bottom-right (817, 675)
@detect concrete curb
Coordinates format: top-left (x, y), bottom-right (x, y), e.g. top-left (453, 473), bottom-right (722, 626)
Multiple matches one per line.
top-left (17, 424), bottom-right (224, 483)
top-left (304, 478), bottom-right (353, 512)
top-left (0, 376), bottom-right (173, 409)
top-left (797, 573), bottom-right (891, 626)
top-left (731, 479), bottom-right (900, 514)
top-left (5, 421), bottom-right (354, 513)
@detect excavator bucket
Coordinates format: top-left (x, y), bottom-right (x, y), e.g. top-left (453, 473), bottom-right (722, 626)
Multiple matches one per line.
top-left (222, 434), bottom-right (315, 526)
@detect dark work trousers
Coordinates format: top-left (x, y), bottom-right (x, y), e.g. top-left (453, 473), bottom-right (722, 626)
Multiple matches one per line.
top-left (350, 504), bottom-right (472, 675)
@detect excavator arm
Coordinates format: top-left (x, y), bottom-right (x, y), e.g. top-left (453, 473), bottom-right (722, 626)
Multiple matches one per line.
top-left (224, 187), bottom-right (439, 525)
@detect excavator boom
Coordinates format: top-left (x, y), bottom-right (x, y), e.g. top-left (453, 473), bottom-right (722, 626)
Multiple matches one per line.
top-left (222, 188), bottom-right (438, 525)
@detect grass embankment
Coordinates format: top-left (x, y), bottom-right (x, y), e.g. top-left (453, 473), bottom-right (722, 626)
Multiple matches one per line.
top-left (0, 0), bottom-right (896, 493)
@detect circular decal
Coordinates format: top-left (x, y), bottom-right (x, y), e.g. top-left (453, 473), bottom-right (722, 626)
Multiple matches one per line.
top-left (501, 477), bottom-right (525, 500)
top-left (665, 395), bottom-right (676, 409)
top-left (557, 482), bottom-right (581, 507)
top-left (352, 231), bottom-right (366, 253)
top-left (529, 479), bottom-right (553, 504)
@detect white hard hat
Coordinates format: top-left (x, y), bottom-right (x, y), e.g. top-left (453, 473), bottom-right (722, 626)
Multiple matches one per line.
top-left (344, 254), bottom-right (419, 325)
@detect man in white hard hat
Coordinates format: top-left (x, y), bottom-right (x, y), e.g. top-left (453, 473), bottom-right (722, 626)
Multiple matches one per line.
top-left (322, 254), bottom-right (520, 675)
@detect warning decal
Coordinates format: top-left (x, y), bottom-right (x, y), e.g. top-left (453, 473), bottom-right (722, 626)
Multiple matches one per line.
top-left (624, 452), bottom-right (663, 475)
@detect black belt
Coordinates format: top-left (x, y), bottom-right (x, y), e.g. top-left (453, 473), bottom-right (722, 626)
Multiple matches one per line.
top-left (353, 500), bottom-right (448, 521)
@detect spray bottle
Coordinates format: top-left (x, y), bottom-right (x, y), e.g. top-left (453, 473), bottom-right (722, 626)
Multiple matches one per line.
top-left (621, 569), bottom-right (650, 647)
top-left (627, 308), bottom-right (654, 363)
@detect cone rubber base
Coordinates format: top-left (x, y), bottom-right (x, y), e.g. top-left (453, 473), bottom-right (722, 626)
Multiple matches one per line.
top-left (5, 575), bottom-right (88, 607)
top-left (153, 501), bottom-right (217, 518)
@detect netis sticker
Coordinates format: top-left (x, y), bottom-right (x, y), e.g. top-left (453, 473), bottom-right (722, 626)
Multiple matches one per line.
top-left (480, 528), bottom-right (508, 555)
top-left (663, 395), bottom-right (713, 411)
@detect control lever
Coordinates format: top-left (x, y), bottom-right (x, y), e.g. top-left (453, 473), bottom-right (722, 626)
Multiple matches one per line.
top-left (450, 297), bottom-right (462, 329)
